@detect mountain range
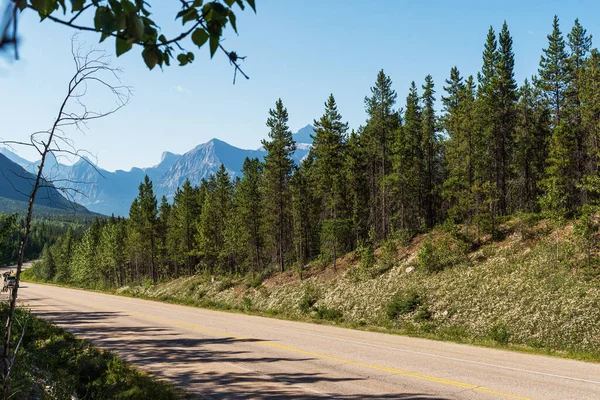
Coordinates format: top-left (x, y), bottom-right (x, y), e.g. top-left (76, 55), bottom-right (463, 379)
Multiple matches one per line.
top-left (0, 125), bottom-right (315, 216)
top-left (0, 152), bottom-right (89, 214)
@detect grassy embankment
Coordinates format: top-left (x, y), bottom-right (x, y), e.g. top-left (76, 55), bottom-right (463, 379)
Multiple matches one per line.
top-left (24, 215), bottom-right (600, 362)
top-left (0, 304), bottom-right (181, 399)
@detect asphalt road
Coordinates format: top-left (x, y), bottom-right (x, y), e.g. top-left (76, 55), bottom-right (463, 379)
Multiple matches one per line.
top-left (9, 278), bottom-right (600, 399)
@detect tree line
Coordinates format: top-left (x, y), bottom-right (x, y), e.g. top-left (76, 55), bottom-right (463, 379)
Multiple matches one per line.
top-left (32, 16), bottom-right (600, 287)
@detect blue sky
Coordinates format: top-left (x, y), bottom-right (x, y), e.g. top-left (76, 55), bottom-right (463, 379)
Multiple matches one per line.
top-left (1, 0), bottom-right (598, 171)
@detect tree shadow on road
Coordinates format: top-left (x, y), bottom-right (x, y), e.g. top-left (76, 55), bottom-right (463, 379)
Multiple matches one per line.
top-left (29, 308), bottom-right (450, 400)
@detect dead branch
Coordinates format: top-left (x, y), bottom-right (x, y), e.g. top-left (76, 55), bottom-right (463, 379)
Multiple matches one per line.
top-left (0, 36), bottom-right (129, 396)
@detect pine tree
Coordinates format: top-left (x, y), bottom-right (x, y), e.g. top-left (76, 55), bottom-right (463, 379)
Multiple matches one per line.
top-left (167, 179), bottom-right (201, 276)
top-left (513, 78), bottom-right (550, 210)
top-left (235, 157), bottom-right (265, 273)
top-left (539, 15), bottom-right (569, 125)
top-left (567, 19), bottom-right (593, 200)
top-left (157, 196), bottom-right (171, 278)
top-left (310, 94), bottom-right (349, 265)
top-left (421, 75), bottom-right (441, 227)
top-left (196, 166), bottom-right (233, 273)
top-left (442, 70), bottom-right (478, 222)
top-left (392, 81), bottom-right (422, 232)
top-left (363, 70), bottom-right (399, 239)
top-left (129, 175), bottom-right (158, 282)
top-left (344, 129), bottom-right (369, 247)
top-left (495, 21), bottom-right (518, 214)
top-left (262, 99), bottom-right (296, 272)
top-left (580, 49), bottom-right (600, 203)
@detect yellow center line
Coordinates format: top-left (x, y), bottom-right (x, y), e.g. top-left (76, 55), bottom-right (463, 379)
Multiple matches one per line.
top-left (27, 293), bottom-right (533, 400)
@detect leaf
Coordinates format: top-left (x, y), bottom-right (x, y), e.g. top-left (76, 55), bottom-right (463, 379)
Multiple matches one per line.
top-left (128, 14), bottom-right (145, 40)
top-left (224, 0), bottom-right (235, 6)
top-left (70, 0), bottom-right (85, 12)
top-left (193, 0), bottom-right (204, 6)
top-left (158, 34), bottom-right (167, 44)
top-left (30, 0), bottom-right (50, 19)
top-left (234, 0), bottom-right (245, 10)
top-left (209, 35), bottom-right (219, 58)
top-left (181, 8), bottom-right (199, 25)
top-left (191, 28), bottom-right (209, 48)
top-left (177, 53), bottom-right (188, 66)
top-left (115, 37), bottom-right (133, 57)
top-left (228, 10), bottom-right (237, 33)
top-left (247, 0), bottom-right (256, 12)
top-left (99, 31), bottom-right (111, 43)
top-left (15, 0), bottom-right (27, 11)
top-left (94, 6), bottom-right (115, 32)
top-left (142, 47), bottom-right (159, 70)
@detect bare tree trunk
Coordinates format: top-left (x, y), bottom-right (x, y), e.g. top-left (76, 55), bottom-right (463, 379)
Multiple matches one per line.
top-left (1, 39), bottom-right (129, 395)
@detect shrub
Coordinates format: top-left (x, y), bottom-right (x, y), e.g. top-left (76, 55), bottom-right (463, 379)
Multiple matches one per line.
top-left (249, 269), bottom-right (272, 289)
top-left (242, 296), bottom-right (253, 311)
top-left (488, 323), bottom-right (510, 344)
top-left (387, 290), bottom-right (422, 320)
top-left (315, 306), bottom-right (343, 322)
top-left (417, 236), bottom-right (468, 274)
top-left (357, 240), bottom-right (375, 270)
top-left (299, 284), bottom-right (319, 313)
top-left (379, 239), bottom-right (398, 272)
top-left (217, 277), bottom-right (234, 291)
top-left (415, 304), bottom-right (432, 321)
top-left (417, 240), bottom-right (441, 273)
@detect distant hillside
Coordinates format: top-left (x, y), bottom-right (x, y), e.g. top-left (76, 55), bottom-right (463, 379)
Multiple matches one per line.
top-left (0, 125), bottom-right (314, 216)
top-left (0, 154), bottom-right (90, 214)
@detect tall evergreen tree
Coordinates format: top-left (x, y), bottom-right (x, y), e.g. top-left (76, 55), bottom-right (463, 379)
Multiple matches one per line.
top-left (513, 78), bottom-right (550, 211)
top-left (392, 82), bottom-right (421, 232)
top-left (363, 70), bottom-right (399, 239)
top-left (539, 15), bottom-right (569, 125)
top-left (495, 21), bottom-right (518, 214)
top-left (129, 175), bottom-right (158, 282)
top-left (262, 99), bottom-right (296, 272)
top-left (421, 75), bottom-right (441, 227)
top-left (235, 158), bottom-right (265, 273)
top-left (310, 94), bottom-right (349, 265)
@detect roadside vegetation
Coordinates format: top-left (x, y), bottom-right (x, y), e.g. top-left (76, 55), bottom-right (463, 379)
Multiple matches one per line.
top-left (24, 214), bottom-right (600, 361)
top-left (0, 304), bottom-right (179, 400)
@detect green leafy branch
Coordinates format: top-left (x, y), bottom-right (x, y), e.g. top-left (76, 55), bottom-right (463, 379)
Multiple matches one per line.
top-left (11, 0), bottom-right (255, 79)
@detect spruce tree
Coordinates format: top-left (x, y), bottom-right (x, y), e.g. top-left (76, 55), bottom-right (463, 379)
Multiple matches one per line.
top-left (513, 78), bottom-right (550, 211)
top-left (262, 99), bottom-right (296, 272)
top-left (421, 75), bottom-right (440, 227)
top-left (363, 70), bottom-right (399, 239)
top-left (311, 94), bottom-right (349, 265)
top-left (235, 157), bottom-right (265, 273)
top-left (538, 15), bottom-right (569, 125)
top-left (344, 129), bottom-right (369, 247)
top-left (495, 21), bottom-right (518, 214)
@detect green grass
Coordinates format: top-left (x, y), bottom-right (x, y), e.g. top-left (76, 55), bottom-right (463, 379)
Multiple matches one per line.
top-left (0, 304), bottom-right (181, 399)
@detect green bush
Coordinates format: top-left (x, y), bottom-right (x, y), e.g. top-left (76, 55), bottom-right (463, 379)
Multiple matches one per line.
top-left (415, 304), bottom-right (432, 321)
top-left (488, 323), bottom-right (510, 344)
top-left (242, 296), bottom-right (253, 311)
top-left (387, 290), bottom-right (422, 320)
top-left (315, 306), bottom-right (343, 322)
top-left (379, 239), bottom-right (398, 272)
top-left (248, 269), bottom-right (272, 289)
top-left (299, 284), bottom-right (319, 313)
top-left (417, 237), bottom-right (468, 274)
top-left (417, 240), bottom-right (441, 273)
top-left (217, 277), bottom-right (234, 291)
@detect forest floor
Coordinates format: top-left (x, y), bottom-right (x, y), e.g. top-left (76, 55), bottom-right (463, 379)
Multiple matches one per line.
top-left (110, 216), bottom-right (600, 363)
